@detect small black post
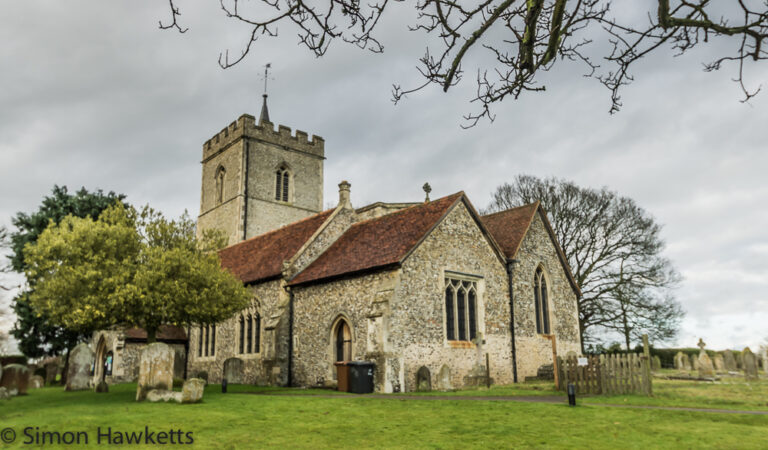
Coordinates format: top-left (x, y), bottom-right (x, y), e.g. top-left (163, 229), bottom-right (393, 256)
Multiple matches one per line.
top-left (567, 383), bottom-right (576, 406)
top-left (222, 378), bottom-right (228, 394)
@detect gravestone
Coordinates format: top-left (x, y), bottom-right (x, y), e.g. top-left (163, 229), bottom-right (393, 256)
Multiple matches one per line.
top-left (698, 353), bottom-right (715, 377)
top-left (437, 365), bottom-right (452, 391)
top-left (416, 366), bottom-right (431, 392)
top-left (181, 378), bottom-right (205, 403)
top-left (674, 352), bottom-right (690, 371)
top-left (712, 354), bottom-right (725, 372)
top-left (29, 375), bottom-right (44, 389)
top-left (723, 350), bottom-right (737, 371)
top-left (44, 362), bottom-right (59, 384)
top-left (95, 380), bottom-right (109, 393)
top-left (66, 343), bottom-right (94, 391)
top-left (690, 354), bottom-right (699, 370)
top-left (146, 389), bottom-right (182, 403)
top-left (1, 364), bottom-right (30, 395)
top-left (696, 339), bottom-right (714, 377)
top-left (742, 347), bottom-right (759, 381)
top-left (0, 387), bottom-right (8, 400)
top-left (651, 356), bottom-right (661, 371)
top-left (136, 342), bottom-right (174, 401)
top-left (222, 358), bottom-right (245, 384)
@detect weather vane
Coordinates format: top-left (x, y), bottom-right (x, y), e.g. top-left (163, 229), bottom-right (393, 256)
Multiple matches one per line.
top-left (261, 63), bottom-right (273, 96)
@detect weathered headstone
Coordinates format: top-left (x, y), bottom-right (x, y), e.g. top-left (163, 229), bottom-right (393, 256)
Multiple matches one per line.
top-left (44, 362), bottom-right (59, 384)
top-left (146, 389), bottom-right (182, 403)
top-left (437, 365), bottom-right (452, 391)
top-left (136, 342), bottom-right (174, 401)
top-left (713, 354), bottom-right (725, 372)
top-left (95, 380), bottom-right (109, 393)
top-left (181, 378), bottom-right (205, 403)
top-left (222, 357), bottom-right (245, 384)
top-left (0, 364), bottom-right (30, 395)
top-left (690, 354), bottom-right (699, 371)
top-left (416, 366), bottom-right (431, 392)
top-left (674, 352), bottom-right (687, 370)
top-left (0, 387), bottom-right (8, 400)
top-left (29, 375), bottom-right (44, 389)
top-left (742, 347), bottom-right (759, 381)
top-left (723, 350), bottom-right (737, 371)
top-left (651, 356), bottom-right (661, 371)
top-left (66, 343), bottom-right (95, 391)
top-left (698, 353), bottom-right (715, 377)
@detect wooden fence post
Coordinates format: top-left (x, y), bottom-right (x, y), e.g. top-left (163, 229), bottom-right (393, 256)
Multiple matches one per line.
top-left (642, 334), bottom-right (653, 396)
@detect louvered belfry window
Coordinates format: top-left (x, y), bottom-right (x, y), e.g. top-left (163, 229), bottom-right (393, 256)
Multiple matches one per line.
top-left (275, 166), bottom-right (290, 202)
top-left (444, 278), bottom-right (479, 342)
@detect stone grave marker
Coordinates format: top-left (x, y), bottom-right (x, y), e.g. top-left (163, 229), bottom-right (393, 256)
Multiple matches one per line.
top-left (742, 347), bottom-right (759, 381)
top-left (181, 378), bottom-right (205, 403)
top-left (223, 357), bottom-right (245, 384)
top-left (66, 343), bottom-right (95, 391)
top-left (713, 354), bottom-right (725, 372)
top-left (136, 342), bottom-right (174, 401)
top-left (723, 350), bottom-right (737, 371)
top-left (1, 364), bottom-right (30, 395)
top-left (416, 366), bottom-right (431, 392)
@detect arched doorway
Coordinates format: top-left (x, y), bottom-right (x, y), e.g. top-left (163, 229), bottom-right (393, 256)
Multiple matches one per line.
top-left (335, 320), bottom-right (352, 362)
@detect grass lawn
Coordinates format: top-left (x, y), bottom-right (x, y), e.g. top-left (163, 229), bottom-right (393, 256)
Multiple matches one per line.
top-left (1, 381), bottom-right (767, 449)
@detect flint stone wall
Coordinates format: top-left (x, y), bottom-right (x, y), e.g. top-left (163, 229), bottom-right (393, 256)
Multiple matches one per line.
top-left (511, 212), bottom-right (582, 379)
top-left (187, 279), bottom-right (289, 385)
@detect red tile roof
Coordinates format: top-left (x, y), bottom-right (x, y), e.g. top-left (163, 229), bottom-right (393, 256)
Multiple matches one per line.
top-left (125, 325), bottom-right (187, 341)
top-left (219, 209), bottom-right (334, 284)
top-left (480, 202), bottom-right (539, 259)
top-left (289, 192), bottom-right (464, 286)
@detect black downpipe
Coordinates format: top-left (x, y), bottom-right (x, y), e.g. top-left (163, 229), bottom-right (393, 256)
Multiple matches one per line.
top-left (507, 259), bottom-right (519, 383)
top-left (287, 288), bottom-right (294, 387)
top-left (183, 323), bottom-right (190, 380)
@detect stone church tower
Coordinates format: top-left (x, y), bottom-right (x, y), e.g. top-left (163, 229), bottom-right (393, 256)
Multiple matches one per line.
top-left (197, 97), bottom-right (325, 244)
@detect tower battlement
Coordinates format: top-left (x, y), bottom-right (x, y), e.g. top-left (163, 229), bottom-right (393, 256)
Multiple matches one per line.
top-left (202, 114), bottom-right (325, 161)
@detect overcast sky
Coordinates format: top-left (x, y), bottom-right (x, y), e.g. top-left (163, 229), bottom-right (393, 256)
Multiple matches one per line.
top-left (1, 2), bottom-right (766, 352)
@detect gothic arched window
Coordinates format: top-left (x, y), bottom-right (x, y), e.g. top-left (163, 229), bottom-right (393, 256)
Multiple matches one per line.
top-left (275, 166), bottom-right (290, 202)
top-left (199, 323), bottom-right (216, 357)
top-left (215, 166), bottom-right (226, 205)
top-left (239, 308), bottom-right (261, 354)
top-left (534, 267), bottom-right (551, 334)
top-left (444, 278), bottom-right (479, 342)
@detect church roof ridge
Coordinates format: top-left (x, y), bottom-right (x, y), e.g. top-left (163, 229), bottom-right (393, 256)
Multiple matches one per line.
top-left (218, 209), bottom-right (335, 284)
top-left (287, 192), bottom-right (465, 286)
top-left (481, 200), bottom-right (540, 219)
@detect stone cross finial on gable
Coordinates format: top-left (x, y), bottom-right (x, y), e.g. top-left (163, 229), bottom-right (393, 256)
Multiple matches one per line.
top-left (423, 182), bottom-right (432, 202)
top-left (697, 338), bottom-right (706, 350)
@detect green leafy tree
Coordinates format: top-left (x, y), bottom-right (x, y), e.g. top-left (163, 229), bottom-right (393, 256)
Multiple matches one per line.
top-left (8, 186), bottom-right (125, 359)
top-left (24, 203), bottom-right (251, 343)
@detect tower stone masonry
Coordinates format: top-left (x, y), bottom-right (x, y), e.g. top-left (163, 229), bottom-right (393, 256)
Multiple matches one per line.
top-left (197, 107), bottom-right (325, 244)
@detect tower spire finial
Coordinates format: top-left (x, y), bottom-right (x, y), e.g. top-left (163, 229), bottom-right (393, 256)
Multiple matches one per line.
top-left (259, 63), bottom-right (273, 124)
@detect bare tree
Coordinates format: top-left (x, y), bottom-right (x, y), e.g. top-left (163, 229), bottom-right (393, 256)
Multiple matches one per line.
top-left (484, 175), bottom-right (682, 349)
top-left (162, 1), bottom-right (768, 124)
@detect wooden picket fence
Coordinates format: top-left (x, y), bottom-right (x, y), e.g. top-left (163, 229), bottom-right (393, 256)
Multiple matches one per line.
top-left (556, 353), bottom-right (652, 396)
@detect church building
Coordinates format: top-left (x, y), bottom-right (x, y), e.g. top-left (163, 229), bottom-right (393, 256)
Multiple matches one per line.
top-left (184, 100), bottom-right (582, 392)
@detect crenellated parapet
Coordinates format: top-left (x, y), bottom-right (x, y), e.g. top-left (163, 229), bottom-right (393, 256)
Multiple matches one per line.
top-left (202, 114), bottom-right (325, 161)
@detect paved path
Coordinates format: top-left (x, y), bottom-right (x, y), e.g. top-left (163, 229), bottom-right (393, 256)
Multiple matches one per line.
top-left (245, 392), bottom-right (768, 415)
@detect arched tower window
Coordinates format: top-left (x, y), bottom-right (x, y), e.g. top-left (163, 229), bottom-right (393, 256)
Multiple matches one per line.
top-left (215, 166), bottom-right (226, 205)
top-left (534, 267), bottom-right (551, 334)
top-left (275, 165), bottom-right (291, 202)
